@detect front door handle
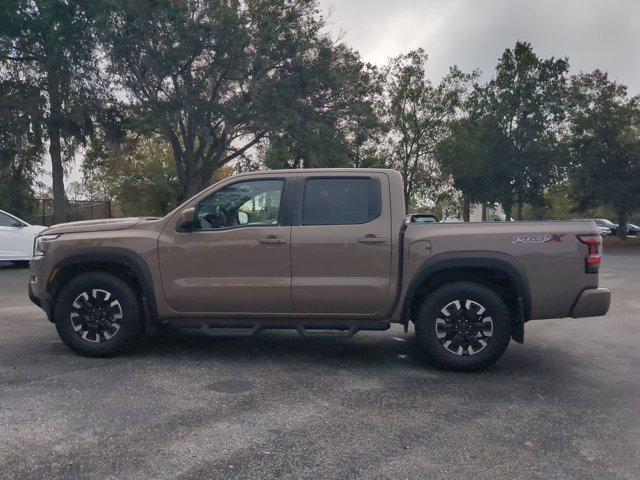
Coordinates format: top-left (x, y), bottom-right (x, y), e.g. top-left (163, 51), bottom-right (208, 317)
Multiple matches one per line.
top-left (259, 236), bottom-right (287, 245)
top-left (358, 234), bottom-right (387, 244)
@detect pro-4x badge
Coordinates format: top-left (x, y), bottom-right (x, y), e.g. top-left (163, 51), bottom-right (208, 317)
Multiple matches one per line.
top-left (512, 234), bottom-right (566, 245)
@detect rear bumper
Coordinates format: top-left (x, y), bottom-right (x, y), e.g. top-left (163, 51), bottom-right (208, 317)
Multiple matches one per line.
top-left (570, 288), bottom-right (611, 318)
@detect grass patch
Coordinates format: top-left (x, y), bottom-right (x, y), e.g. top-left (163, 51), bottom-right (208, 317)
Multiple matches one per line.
top-left (604, 236), bottom-right (640, 249)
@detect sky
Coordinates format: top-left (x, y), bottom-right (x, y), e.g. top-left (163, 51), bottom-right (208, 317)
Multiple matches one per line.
top-left (319, 0), bottom-right (640, 92)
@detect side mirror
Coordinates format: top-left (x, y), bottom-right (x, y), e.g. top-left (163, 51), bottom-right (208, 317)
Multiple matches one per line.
top-left (11, 220), bottom-right (25, 228)
top-left (178, 207), bottom-right (197, 230)
top-left (238, 211), bottom-right (248, 225)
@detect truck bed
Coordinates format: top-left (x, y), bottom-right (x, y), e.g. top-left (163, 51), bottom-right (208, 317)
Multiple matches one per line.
top-left (399, 221), bottom-right (600, 320)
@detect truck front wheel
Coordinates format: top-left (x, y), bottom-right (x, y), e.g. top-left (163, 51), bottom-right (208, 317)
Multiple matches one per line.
top-left (53, 272), bottom-right (144, 357)
top-left (415, 282), bottom-right (511, 372)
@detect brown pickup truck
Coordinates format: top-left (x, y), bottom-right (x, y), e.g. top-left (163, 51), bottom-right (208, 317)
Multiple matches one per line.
top-left (28, 169), bottom-right (610, 371)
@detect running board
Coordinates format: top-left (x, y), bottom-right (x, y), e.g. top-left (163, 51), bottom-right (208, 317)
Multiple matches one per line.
top-left (169, 321), bottom-right (391, 338)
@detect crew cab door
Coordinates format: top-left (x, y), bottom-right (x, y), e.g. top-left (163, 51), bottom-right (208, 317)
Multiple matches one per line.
top-left (291, 174), bottom-right (392, 315)
top-left (158, 177), bottom-right (294, 314)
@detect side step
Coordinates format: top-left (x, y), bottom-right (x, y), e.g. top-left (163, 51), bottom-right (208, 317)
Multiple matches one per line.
top-left (169, 321), bottom-right (391, 338)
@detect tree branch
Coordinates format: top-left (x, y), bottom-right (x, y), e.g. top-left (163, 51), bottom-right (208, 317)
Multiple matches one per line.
top-left (221, 134), bottom-right (264, 164)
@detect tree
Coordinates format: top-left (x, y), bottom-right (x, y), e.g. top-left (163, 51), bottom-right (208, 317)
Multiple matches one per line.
top-left (0, 0), bottom-right (104, 223)
top-left (85, 135), bottom-right (179, 216)
top-left (381, 49), bottom-right (473, 211)
top-left (102, 0), bottom-right (370, 200)
top-left (436, 116), bottom-right (509, 221)
top-left (569, 70), bottom-right (640, 238)
top-left (480, 41), bottom-right (570, 220)
top-left (262, 43), bottom-right (382, 169)
top-left (0, 78), bottom-right (44, 219)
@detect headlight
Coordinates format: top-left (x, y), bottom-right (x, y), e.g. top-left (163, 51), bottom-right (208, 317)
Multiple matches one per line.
top-left (33, 234), bottom-right (60, 257)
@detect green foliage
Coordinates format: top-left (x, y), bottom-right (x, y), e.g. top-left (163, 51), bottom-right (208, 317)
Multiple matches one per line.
top-left (381, 49), bottom-right (475, 211)
top-left (437, 44), bottom-right (639, 224)
top-left (0, 0), bottom-right (105, 222)
top-left (477, 41), bottom-right (570, 219)
top-left (264, 121), bottom-right (352, 169)
top-left (0, 79), bottom-right (43, 218)
top-left (568, 70), bottom-right (640, 237)
top-left (262, 43), bottom-right (382, 169)
top-left (436, 116), bottom-right (506, 220)
top-left (0, 163), bottom-right (38, 219)
top-left (518, 184), bottom-right (577, 220)
top-left (85, 136), bottom-right (178, 216)
top-left (101, 0), bottom-right (378, 199)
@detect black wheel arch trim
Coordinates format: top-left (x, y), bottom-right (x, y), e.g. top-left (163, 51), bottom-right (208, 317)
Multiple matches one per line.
top-left (49, 248), bottom-right (158, 324)
top-left (402, 251), bottom-right (532, 328)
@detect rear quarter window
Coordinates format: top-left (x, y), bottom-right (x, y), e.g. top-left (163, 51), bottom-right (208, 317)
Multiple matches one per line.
top-left (302, 177), bottom-right (381, 225)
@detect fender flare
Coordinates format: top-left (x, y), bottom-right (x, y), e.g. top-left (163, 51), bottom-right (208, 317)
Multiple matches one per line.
top-left (49, 248), bottom-right (158, 322)
top-left (402, 251), bottom-right (532, 325)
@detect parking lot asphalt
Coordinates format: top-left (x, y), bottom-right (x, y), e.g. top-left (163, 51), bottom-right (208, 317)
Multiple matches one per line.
top-left (1, 252), bottom-right (639, 480)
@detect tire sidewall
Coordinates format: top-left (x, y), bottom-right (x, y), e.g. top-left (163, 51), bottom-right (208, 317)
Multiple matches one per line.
top-left (415, 282), bottom-right (511, 371)
top-left (54, 273), bottom-right (142, 357)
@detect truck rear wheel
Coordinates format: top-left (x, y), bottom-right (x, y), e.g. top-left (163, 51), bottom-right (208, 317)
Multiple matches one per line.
top-left (415, 282), bottom-right (511, 372)
top-left (53, 272), bottom-right (144, 357)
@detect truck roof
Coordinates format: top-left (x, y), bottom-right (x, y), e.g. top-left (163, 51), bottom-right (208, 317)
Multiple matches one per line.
top-left (232, 168), bottom-right (397, 178)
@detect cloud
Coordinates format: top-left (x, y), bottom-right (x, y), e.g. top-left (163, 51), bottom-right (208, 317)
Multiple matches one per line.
top-left (319, 0), bottom-right (640, 92)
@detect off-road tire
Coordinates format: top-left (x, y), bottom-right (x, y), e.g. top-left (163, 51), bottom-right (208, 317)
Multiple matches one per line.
top-left (415, 282), bottom-right (511, 372)
top-left (53, 272), bottom-right (143, 357)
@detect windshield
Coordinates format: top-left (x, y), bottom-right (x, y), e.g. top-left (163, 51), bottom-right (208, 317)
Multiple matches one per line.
top-left (0, 210), bottom-right (27, 227)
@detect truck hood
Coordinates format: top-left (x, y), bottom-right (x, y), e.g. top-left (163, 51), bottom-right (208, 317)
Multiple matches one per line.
top-left (42, 217), bottom-right (149, 235)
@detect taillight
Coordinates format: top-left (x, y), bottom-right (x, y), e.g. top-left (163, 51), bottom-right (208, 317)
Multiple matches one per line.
top-left (577, 234), bottom-right (602, 274)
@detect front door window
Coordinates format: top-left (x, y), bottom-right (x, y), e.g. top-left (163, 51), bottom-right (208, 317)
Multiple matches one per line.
top-left (196, 180), bottom-right (283, 230)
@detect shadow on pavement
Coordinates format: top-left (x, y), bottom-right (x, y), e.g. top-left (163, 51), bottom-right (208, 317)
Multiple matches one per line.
top-left (116, 327), bottom-right (578, 381)
top-left (0, 261), bottom-right (28, 270)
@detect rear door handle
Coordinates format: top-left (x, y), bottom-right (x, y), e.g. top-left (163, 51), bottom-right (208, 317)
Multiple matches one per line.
top-left (259, 236), bottom-right (287, 245)
top-left (358, 235), bottom-right (387, 244)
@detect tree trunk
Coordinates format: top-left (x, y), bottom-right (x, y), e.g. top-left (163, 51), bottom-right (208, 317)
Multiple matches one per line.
top-left (403, 189), bottom-right (410, 214)
top-left (616, 213), bottom-right (628, 239)
top-left (462, 195), bottom-right (470, 222)
top-left (47, 85), bottom-right (66, 225)
top-left (503, 201), bottom-right (512, 221)
top-left (306, 150), bottom-right (319, 168)
top-left (175, 149), bottom-right (207, 202)
top-left (481, 203), bottom-right (487, 222)
top-left (517, 201), bottom-right (523, 221)
top-left (178, 175), bottom-right (203, 202)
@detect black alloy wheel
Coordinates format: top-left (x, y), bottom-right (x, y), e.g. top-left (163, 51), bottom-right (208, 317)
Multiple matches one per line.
top-left (54, 272), bottom-right (143, 357)
top-left (435, 299), bottom-right (494, 356)
top-left (415, 282), bottom-right (512, 371)
top-left (70, 288), bottom-right (123, 343)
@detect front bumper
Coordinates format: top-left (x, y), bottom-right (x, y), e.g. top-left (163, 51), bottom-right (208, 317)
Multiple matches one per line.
top-left (570, 288), bottom-right (611, 318)
top-left (28, 259), bottom-right (54, 322)
top-left (28, 281), bottom-right (42, 308)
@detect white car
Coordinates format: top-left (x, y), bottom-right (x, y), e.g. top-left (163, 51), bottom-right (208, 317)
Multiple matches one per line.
top-left (0, 209), bottom-right (47, 266)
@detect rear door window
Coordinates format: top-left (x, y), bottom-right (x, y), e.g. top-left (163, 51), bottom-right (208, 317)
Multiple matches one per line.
top-left (302, 178), bottom-right (381, 225)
